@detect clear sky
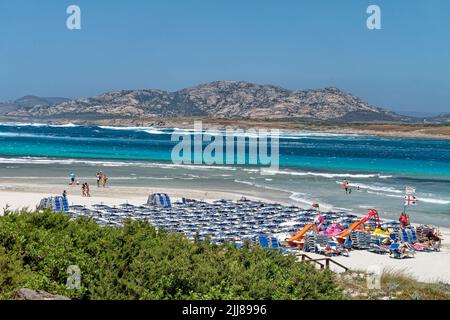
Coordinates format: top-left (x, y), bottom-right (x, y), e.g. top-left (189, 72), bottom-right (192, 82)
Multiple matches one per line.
top-left (0, 0), bottom-right (449, 113)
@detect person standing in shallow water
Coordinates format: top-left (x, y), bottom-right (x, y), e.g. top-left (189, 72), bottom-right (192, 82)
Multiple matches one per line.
top-left (69, 172), bottom-right (76, 185)
top-left (342, 178), bottom-right (349, 194)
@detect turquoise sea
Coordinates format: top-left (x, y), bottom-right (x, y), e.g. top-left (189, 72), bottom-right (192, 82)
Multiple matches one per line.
top-left (0, 122), bottom-right (449, 227)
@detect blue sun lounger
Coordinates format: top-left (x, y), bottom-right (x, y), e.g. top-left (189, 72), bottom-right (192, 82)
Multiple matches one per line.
top-left (389, 243), bottom-right (403, 259)
top-left (409, 228), bottom-right (418, 243)
top-left (389, 243), bottom-right (414, 259)
top-left (368, 238), bottom-right (389, 254)
top-left (62, 196), bottom-right (70, 212)
top-left (53, 197), bottom-right (62, 212)
top-left (399, 229), bottom-right (411, 243)
top-left (258, 235), bottom-right (271, 248)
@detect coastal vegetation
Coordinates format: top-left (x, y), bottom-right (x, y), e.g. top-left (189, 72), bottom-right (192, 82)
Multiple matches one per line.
top-left (337, 269), bottom-right (450, 300)
top-left (0, 209), bottom-right (343, 300)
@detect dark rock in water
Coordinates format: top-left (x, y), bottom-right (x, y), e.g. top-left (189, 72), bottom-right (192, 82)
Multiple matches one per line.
top-left (14, 288), bottom-right (70, 300)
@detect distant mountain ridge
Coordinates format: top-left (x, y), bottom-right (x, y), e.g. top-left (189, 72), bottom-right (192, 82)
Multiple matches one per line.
top-left (427, 113), bottom-right (450, 123)
top-left (0, 95), bottom-right (70, 116)
top-left (0, 81), bottom-right (426, 122)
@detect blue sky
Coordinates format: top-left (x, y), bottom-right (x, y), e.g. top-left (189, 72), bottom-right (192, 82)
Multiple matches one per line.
top-left (0, 0), bottom-right (449, 113)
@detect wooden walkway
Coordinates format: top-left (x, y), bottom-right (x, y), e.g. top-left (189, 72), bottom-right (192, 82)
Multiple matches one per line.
top-left (297, 253), bottom-right (349, 272)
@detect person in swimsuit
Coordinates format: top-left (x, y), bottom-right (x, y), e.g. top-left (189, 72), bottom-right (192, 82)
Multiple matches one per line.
top-left (96, 172), bottom-right (102, 187)
top-left (342, 178), bottom-right (349, 194)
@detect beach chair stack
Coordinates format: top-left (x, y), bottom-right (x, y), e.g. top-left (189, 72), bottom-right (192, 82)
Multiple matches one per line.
top-left (349, 231), bottom-right (371, 249)
top-left (61, 196), bottom-right (70, 212)
top-left (38, 197), bottom-right (52, 210)
top-left (303, 234), bottom-right (318, 252)
top-left (38, 196), bottom-right (70, 213)
top-left (314, 234), bottom-right (331, 255)
top-left (316, 234), bottom-right (329, 246)
top-left (52, 196), bottom-right (70, 212)
top-left (147, 193), bottom-right (172, 208)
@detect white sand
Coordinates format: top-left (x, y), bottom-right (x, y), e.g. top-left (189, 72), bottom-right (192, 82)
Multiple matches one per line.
top-left (0, 182), bottom-right (258, 212)
top-left (303, 243), bottom-right (450, 284)
top-left (1, 182), bottom-right (449, 284)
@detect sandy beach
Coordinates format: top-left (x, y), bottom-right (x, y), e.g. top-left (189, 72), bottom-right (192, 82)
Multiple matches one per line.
top-left (1, 181), bottom-right (449, 284)
top-left (0, 182), bottom-right (272, 211)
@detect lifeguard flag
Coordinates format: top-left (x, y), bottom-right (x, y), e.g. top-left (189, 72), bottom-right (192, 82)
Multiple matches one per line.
top-left (404, 195), bottom-right (417, 206)
top-left (405, 186), bottom-right (416, 195)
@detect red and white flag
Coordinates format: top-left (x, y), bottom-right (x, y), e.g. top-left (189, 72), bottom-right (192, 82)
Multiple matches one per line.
top-left (404, 195), bottom-right (417, 206)
top-left (405, 186), bottom-right (416, 195)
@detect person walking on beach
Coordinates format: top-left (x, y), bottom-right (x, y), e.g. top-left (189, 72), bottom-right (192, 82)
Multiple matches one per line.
top-left (85, 182), bottom-right (91, 197)
top-left (69, 172), bottom-right (76, 185)
top-left (102, 174), bottom-right (108, 188)
top-left (342, 178), bottom-right (349, 194)
top-left (62, 190), bottom-right (67, 198)
top-left (81, 183), bottom-right (86, 197)
top-left (96, 171), bottom-right (102, 187)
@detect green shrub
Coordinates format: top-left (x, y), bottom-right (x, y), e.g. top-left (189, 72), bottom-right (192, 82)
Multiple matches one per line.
top-left (0, 210), bottom-right (343, 300)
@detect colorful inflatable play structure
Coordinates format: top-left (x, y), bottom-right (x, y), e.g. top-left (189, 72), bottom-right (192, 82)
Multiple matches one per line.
top-left (285, 208), bottom-right (442, 258)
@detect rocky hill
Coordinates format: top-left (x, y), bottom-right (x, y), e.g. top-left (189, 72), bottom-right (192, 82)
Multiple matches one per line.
top-left (428, 113), bottom-right (450, 123)
top-left (2, 81), bottom-right (409, 122)
top-left (0, 95), bottom-right (69, 116)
